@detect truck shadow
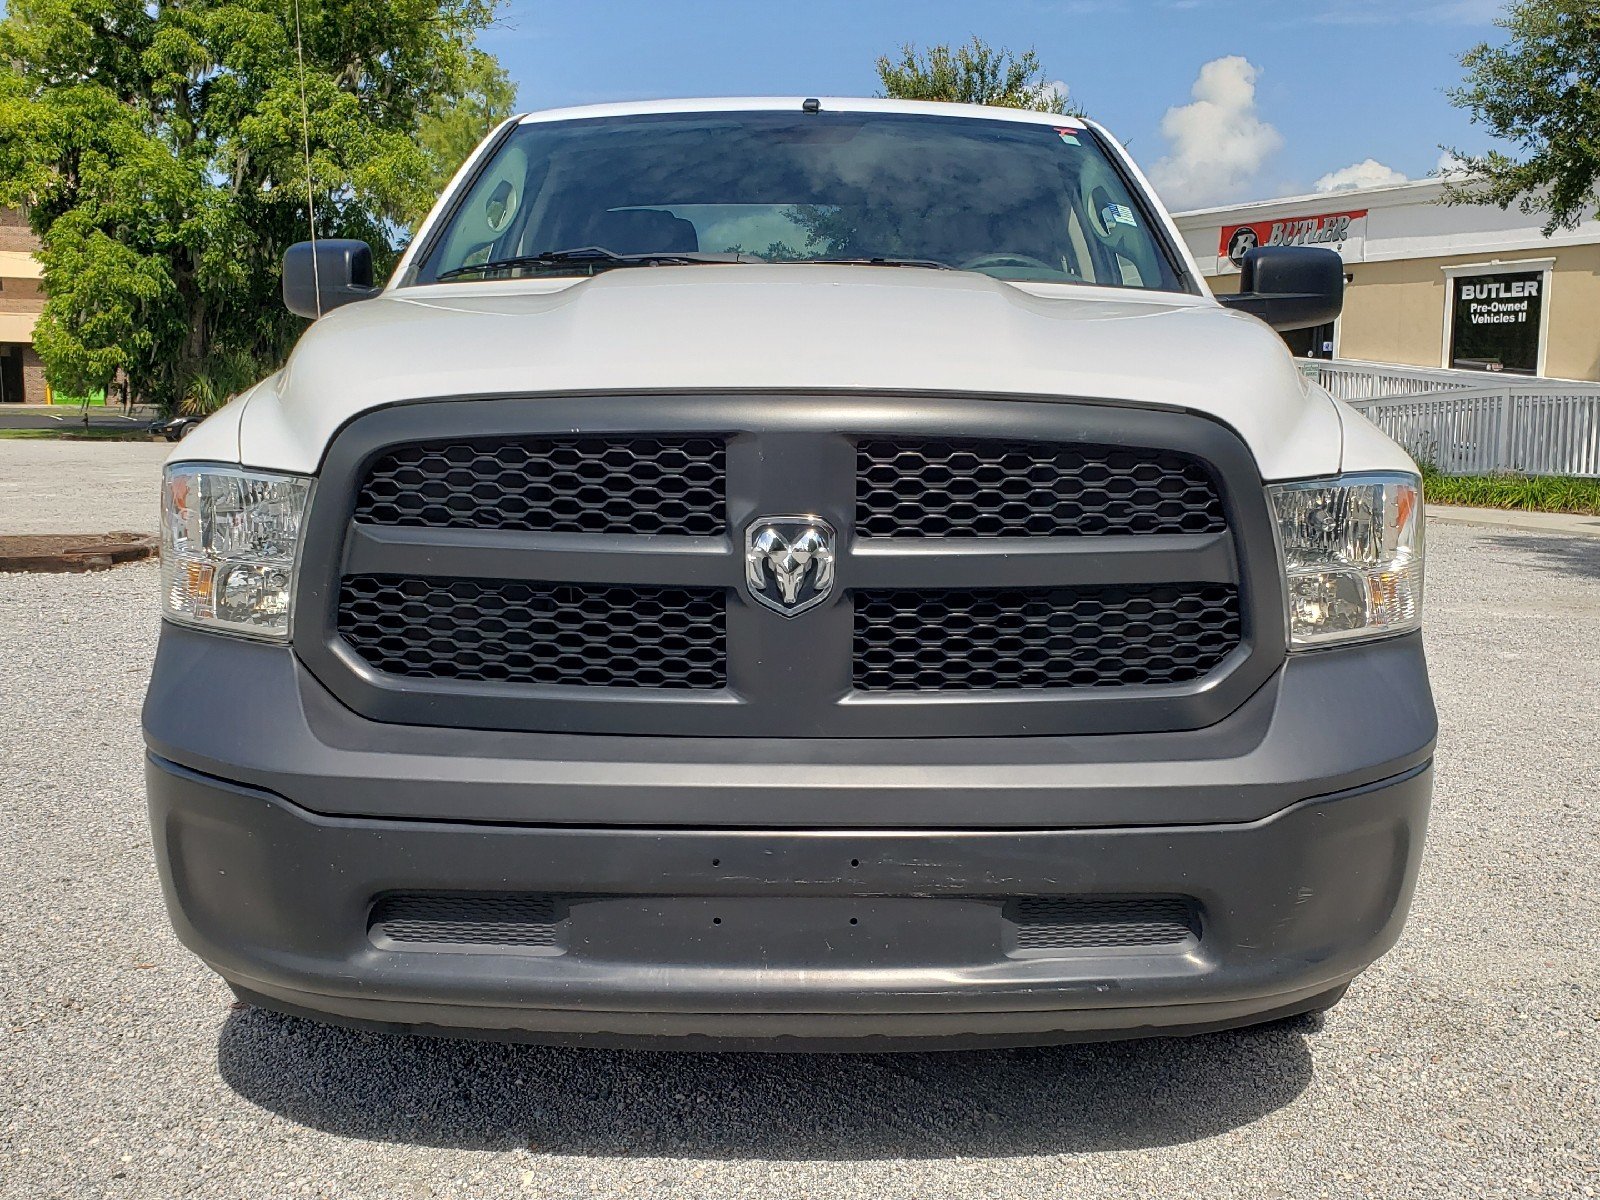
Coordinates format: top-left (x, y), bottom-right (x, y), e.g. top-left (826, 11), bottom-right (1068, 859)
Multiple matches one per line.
top-left (216, 1008), bottom-right (1316, 1158)
top-left (1480, 533), bottom-right (1600, 581)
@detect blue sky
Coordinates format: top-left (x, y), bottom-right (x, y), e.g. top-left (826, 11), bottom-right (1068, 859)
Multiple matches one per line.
top-left (480, 0), bottom-right (1510, 209)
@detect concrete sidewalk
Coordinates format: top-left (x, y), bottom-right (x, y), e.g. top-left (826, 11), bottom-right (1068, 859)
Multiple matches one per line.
top-left (1427, 503), bottom-right (1600, 539)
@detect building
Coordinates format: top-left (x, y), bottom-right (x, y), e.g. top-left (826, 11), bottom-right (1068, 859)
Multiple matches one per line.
top-left (0, 207), bottom-right (47, 404)
top-left (1175, 180), bottom-right (1600, 383)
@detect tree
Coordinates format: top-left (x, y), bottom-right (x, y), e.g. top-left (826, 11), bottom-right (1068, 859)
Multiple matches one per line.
top-left (1443, 0), bottom-right (1600, 234)
top-left (414, 47), bottom-right (516, 227)
top-left (0, 0), bottom-right (504, 412)
top-left (876, 38), bottom-right (1080, 116)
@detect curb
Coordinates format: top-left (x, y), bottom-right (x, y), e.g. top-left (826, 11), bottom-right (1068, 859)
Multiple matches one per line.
top-left (0, 531), bottom-right (159, 574)
top-left (1426, 505), bottom-right (1600, 540)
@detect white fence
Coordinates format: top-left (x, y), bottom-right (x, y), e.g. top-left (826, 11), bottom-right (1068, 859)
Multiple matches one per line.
top-left (1304, 360), bottom-right (1600, 477)
top-left (1312, 360), bottom-right (1480, 402)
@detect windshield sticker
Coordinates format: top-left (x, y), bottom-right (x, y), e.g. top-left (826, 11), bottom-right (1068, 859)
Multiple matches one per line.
top-left (1101, 203), bottom-right (1138, 228)
top-left (1053, 128), bottom-right (1081, 146)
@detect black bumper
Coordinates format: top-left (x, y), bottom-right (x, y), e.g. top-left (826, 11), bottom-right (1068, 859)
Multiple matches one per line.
top-left (143, 627), bottom-right (1435, 1050)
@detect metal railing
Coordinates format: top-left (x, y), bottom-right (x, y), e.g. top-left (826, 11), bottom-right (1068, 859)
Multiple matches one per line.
top-left (1311, 359), bottom-right (1501, 401)
top-left (1302, 360), bottom-right (1600, 477)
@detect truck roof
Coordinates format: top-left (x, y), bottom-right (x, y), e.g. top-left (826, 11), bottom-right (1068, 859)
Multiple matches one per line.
top-left (514, 96), bottom-right (1091, 131)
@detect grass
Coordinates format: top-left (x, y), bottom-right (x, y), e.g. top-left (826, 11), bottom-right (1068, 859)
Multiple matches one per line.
top-left (0, 428), bottom-right (154, 442)
top-left (48, 391), bottom-right (107, 407)
top-left (1421, 463), bottom-right (1600, 516)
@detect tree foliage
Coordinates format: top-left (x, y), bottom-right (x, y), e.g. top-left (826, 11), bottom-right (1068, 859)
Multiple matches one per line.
top-left (1443, 0), bottom-right (1600, 234)
top-left (0, 0), bottom-right (503, 410)
top-left (875, 38), bottom-right (1080, 116)
top-left (414, 46), bottom-right (515, 226)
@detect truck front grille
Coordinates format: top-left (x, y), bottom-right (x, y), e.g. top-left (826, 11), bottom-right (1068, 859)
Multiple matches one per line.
top-left (301, 395), bottom-right (1283, 737)
top-left (856, 437), bottom-right (1225, 538)
top-left (853, 584), bottom-right (1241, 691)
top-left (337, 575), bottom-right (727, 688)
top-left (355, 434), bottom-right (726, 535)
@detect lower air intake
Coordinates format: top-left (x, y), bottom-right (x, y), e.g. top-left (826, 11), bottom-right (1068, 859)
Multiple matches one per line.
top-left (370, 893), bottom-right (563, 949)
top-left (1006, 897), bottom-right (1199, 952)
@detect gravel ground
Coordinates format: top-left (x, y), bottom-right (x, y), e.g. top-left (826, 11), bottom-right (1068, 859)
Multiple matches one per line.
top-left (0, 440), bottom-right (170, 534)
top-left (1, 520), bottom-right (1596, 1199)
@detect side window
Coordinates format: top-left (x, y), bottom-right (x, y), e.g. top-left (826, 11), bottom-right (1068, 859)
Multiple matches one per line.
top-left (1075, 155), bottom-right (1162, 289)
top-left (433, 145), bottom-right (530, 272)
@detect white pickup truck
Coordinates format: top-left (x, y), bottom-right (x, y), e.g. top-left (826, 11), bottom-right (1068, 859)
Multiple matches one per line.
top-left (144, 97), bottom-right (1434, 1050)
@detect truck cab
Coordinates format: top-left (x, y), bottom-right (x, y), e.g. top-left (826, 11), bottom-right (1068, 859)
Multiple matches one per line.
top-left (144, 98), bottom-right (1434, 1049)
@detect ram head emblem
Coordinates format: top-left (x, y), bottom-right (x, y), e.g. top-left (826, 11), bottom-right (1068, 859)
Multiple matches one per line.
top-left (744, 517), bottom-right (836, 616)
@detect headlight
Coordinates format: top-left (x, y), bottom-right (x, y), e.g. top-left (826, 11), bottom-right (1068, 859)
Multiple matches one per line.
top-left (1269, 472), bottom-right (1423, 648)
top-left (161, 464), bottom-right (312, 641)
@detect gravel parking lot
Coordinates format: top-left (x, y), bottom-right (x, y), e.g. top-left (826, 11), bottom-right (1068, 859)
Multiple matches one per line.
top-left (1, 519), bottom-right (1596, 1199)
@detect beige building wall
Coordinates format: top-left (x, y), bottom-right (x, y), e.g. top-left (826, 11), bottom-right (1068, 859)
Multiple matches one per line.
top-left (1179, 179), bottom-right (1600, 383)
top-left (0, 206), bottom-right (47, 404)
top-left (1338, 245), bottom-right (1600, 382)
top-left (1202, 246), bottom-right (1600, 382)
top-left (1547, 245), bottom-right (1600, 381)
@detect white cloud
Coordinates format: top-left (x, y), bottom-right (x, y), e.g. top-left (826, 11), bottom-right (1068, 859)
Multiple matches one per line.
top-left (1045, 79), bottom-right (1072, 110)
top-left (1151, 57), bottom-right (1284, 209)
top-left (1315, 158), bottom-right (1409, 192)
top-left (1435, 149), bottom-right (1472, 177)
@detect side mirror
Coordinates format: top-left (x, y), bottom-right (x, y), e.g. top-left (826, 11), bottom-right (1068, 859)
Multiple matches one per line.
top-left (282, 239), bottom-right (379, 319)
top-left (1218, 246), bottom-right (1344, 332)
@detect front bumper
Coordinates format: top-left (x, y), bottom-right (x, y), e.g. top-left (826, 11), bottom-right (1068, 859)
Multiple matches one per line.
top-left (149, 755), bottom-right (1429, 1049)
top-left (143, 627), bottom-right (1435, 1050)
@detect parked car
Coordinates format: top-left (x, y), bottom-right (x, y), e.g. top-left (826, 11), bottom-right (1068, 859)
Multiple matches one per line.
top-left (149, 414), bottom-right (201, 442)
top-left (144, 98), bottom-right (1434, 1050)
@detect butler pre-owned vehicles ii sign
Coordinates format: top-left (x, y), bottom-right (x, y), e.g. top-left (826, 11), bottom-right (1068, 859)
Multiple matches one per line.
top-left (1450, 271), bottom-right (1544, 375)
top-left (1220, 209), bottom-right (1368, 269)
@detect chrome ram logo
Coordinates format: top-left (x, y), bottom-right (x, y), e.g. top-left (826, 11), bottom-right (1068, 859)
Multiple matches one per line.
top-left (744, 516), bottom-right (836, 617)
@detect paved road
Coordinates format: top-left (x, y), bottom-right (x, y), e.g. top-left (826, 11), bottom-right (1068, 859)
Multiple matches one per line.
top-left (0, 405), bottom-right (156, 432)
top-left (1, 523), bottom-right (1596, 1199)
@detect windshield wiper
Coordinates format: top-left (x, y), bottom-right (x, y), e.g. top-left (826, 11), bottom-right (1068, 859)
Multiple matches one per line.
top-left (435, 247), bottom-right (747, 282)
top-left (786, 256), bottom-right (954, 270)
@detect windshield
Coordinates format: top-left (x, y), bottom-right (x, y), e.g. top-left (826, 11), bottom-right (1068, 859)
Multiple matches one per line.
top-left (410, 110), bottom-right (1190, 292)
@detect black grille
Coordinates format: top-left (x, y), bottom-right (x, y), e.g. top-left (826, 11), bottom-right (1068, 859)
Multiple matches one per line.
top-left (355, 436), bottom-right (726, 535)
top-left (853, 584), bottom-right (1241, 691)
top-left (1007, 897), bottom-right (1198, 951)
top-left (371, 893), bottom-right (562, 948)
top-left (338, 575), bottom-right (727, 689)
top-left (310, 397), bottom-right (1274, 738)
top-left (856, 438), bottom-right (1226, 538)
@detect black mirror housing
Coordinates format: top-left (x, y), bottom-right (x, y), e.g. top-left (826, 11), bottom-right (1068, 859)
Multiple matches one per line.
top-left (282, 240), bottom-right (379, 318)
top-left (1218, 246), bottom-right (1344, 332)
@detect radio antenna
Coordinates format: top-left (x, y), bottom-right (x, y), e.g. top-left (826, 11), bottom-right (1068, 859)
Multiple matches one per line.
top-left (292, 0), bottom-right (322, 316)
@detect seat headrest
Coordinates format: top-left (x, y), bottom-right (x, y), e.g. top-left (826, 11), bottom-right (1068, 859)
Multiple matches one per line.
top-left (587, 209), bottom-right (700, 255)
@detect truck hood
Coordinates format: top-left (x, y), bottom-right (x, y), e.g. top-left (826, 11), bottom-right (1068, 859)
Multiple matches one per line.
top-left (233, 265), bottom-right (1343, 479)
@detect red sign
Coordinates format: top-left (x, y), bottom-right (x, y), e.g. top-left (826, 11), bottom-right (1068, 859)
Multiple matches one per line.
top-left (1219, 209), bottom-right (1367, 266)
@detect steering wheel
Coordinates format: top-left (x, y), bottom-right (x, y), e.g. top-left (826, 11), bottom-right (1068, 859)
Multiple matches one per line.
top-left (959, 251), bottom-right (1058, 274)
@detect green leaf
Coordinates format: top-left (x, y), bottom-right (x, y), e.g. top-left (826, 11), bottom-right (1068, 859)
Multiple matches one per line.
top-left (875, 38), bottom-right (1081, 117)
top-left (1442, 0), bottom-right (1600, 234)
